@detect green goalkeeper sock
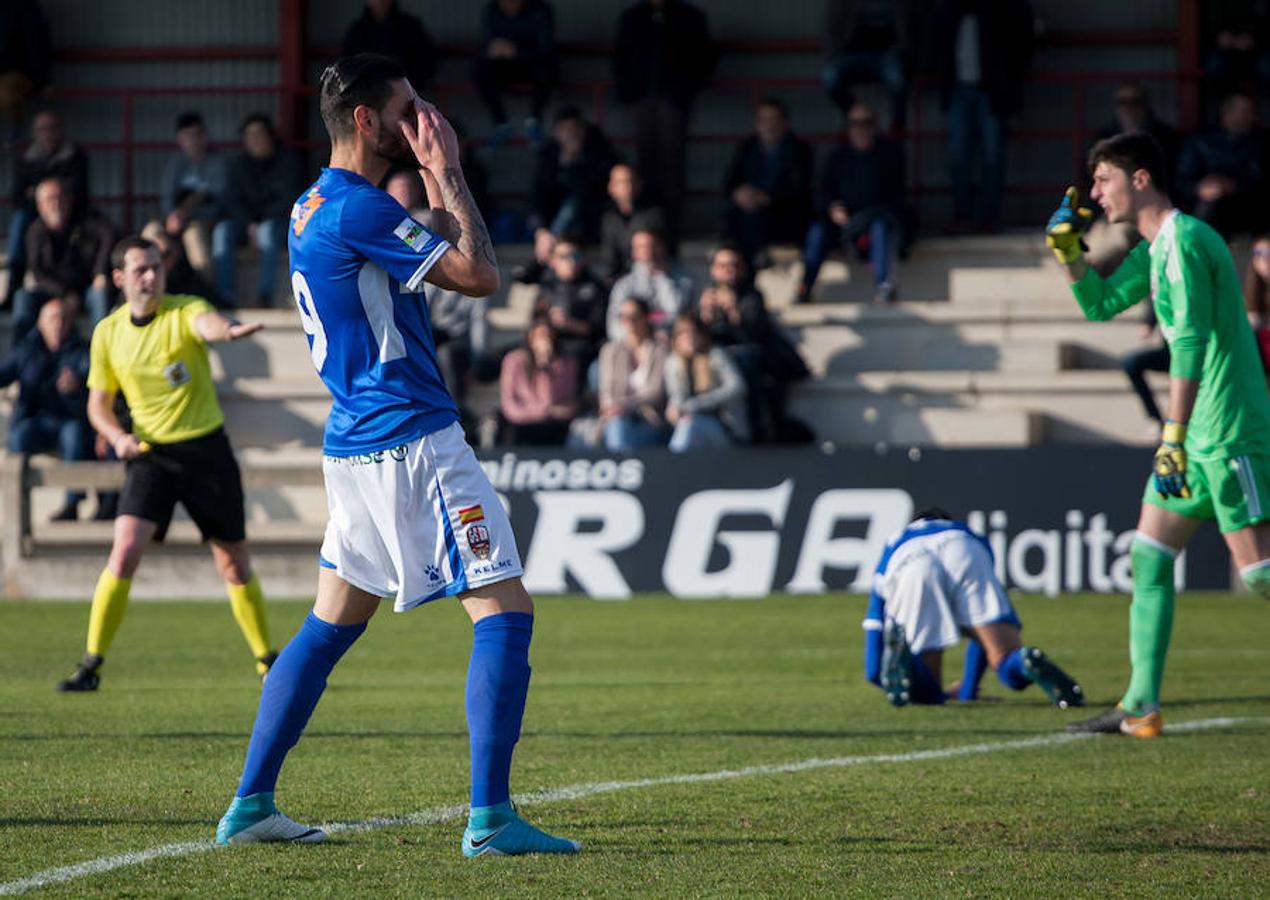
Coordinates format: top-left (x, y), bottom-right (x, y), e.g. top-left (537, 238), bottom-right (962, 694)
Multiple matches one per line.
top-left (1121, 535), bottom-right (1177, 715)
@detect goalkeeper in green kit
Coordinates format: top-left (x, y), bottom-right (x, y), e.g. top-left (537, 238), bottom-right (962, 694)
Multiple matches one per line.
top-left (1046, 132), bottom-right (1270, 738)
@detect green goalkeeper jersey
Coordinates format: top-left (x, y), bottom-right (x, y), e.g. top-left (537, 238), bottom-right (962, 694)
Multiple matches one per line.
top-left (1070, 210), bottom-right (1270, 461)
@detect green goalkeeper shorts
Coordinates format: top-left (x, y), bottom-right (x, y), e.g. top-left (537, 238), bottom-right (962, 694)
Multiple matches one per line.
top-left (1143, 453), bottom-right (1270, 533)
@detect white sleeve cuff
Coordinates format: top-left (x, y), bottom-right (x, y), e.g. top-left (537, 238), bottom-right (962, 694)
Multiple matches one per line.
top-left (404, 240), bottom-right (452, 292)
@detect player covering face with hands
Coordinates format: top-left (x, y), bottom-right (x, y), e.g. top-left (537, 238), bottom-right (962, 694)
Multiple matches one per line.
top-left (215, 54), bottom-right (578, 857)
top-left (1046, 133), bottom-right (1270, 738)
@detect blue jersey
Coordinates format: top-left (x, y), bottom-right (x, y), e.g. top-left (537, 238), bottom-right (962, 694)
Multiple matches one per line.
top-left (288, 167), bottom-right (456, 455)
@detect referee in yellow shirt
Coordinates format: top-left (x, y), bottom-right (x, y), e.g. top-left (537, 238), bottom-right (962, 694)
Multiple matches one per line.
top-left (58, 236), bottom-right (278, 691)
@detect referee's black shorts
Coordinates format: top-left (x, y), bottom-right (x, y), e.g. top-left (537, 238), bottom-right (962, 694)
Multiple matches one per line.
top-left (118, 427), bottom-right (246, 542)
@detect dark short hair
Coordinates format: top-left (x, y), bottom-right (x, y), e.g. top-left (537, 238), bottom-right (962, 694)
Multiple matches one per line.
top-left (239, 112), bottom-right (276, 138)
top-left (1087, 131), bottom-right (1168, 194)
top-left (757, 96), bottom-right (788, 118)
top-left (175, 110), bottom-right (205, 133)
top-left (319, 53), bottom-right (408, 141)
top-left (111, 235), bottom-right (159, 271)
top-left (553, 105), bottom-right (584, 125)
top-left (632, 224), bottom-right (665, 245)
top-left (912, 506), bottom-right (952, 522)
top-left (619, 295), bottom-right (652, 317)
top-left (710, 241), bottom-right (745, 264)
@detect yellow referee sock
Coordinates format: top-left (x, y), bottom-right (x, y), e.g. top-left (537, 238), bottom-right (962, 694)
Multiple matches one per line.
top-left (86, 568), bottom-right (132, 657)
top-left (227, 574), bottom-right (274, 673)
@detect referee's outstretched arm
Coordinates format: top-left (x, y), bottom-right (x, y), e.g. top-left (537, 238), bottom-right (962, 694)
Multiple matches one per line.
top-left (193, 312), bottom-right (264, 343)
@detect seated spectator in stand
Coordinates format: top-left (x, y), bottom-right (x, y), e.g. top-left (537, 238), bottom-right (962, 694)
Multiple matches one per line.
top-left (473, 0), bottom-right (557, 143)
top-left (598, 296), bottom-right (668, 451)
top-left (606, 226), bottom-right (694, 340)
top-left (722, 97), bottom-right (814, 268)
top-left (599, 163), bottom-right (664, 284)
top-left (533, 235), bottom-right (607, 372)
top-left (159, 111), bottom-right (226, 287)
top-left (0, 1), bottom-right (51, 143)
top-left (0, 296), bottom-right (93, 520)
top-left (1176, 91), bottom-right (1268, 239)
top-left (341, 0), bottom-right (439, 92)
top-left (499, 315), bottom-right (579, 445)
top-left (213, 113), bottom-right (304, 307)
top-left (140, 220), bottom-right (217, 301)
top-left (665, 313), bottom-right (747, 451)
top-left (1203, 2), bottom-right (1270, 104)
top-left (12, 175), bottom-right (115, 344)
top-left (1244, 234), bottom-right (1270, 377)
top-left (529, 107), bottom-right (617, 268)
top-left (799, 103), bottom-right (905, 304)
top-left (695, 244), bottom-right (808, 442)
top-left (1120, 302), bottom-right (1170, 428)
top-left (822, 0), bottom-right (917, 131)
top-left (7, 110), bottom-right (89, 307)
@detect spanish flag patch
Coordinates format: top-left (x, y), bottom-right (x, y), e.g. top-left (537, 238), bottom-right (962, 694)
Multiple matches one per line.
top-left (458, 505), bottom-right (484, 524)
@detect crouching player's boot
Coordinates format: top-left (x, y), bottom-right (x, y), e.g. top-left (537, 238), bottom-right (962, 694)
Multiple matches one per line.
top-left (216, 792), bottom-right (325, 845)
top-left (1020, 647), bottom-right (1084, 709)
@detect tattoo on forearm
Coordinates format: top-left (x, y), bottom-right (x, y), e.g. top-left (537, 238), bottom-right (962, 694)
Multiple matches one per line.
top-left (438, 166), bottom-right (497, 270)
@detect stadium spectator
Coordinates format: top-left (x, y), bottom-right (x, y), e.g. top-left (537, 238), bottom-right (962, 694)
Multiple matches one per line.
top-left (0, 1), bottom-right (51, 143)
top-left (721, 98), bottom-right (814, 268)
top-left (695, 244), bottom-right (808, 442)
top-left (821, 0), bottom-right (918, 131)
top-left (341, 1), bottom-right (439, 92)
top-left (11, 175), bottom-right (115, 345)
top-left (0, 295), bottom-right (92, 521)
top-left (664, 313), bottom-right (748, 450)
top-left (935, 0), bottom-right (1035, 234)
top-left (606, 226), bottom-right (694, 340)
top-left (798, 103), bottom-right (905, 304)
top-left (533, 235), bottom-right (607, 372)
top-left (613, 0), bottom-right (716, 248)
top-left (1175, 91), bottom-right (1268, 239)
top-left (473, 0), bottom-right (557, 143)
top-left (864, 508), bottom-right (1083, 708)
top-left (499, 316), bottom-right (579, 446)
top-left (159, 111), bottom-right (226, 287)
top-left (528, 107), bottom-right (618, 266)
top-left (598, 295), bottom-right (668, 451)
top-left (1203, 1), bottom-right (1270, 105)
top-left (6, 111), bottom-right (89, 308)
top-left (139, 220), bottom-right (217, 301)
top-left (599, 163), bottom-right (664, 284)
top-left (213, 114), bottom-right (304, 307)
top-left (1244, 234), bottom-right (1270, 377)
top-left (1119, 303), bottom-right (1170, 427)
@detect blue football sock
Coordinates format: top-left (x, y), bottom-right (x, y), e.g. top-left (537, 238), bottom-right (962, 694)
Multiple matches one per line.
top-left (236, 611), bottom-right (366, 797)
top-left (466, 611), bottom-right (533, 813)
top-left (996, 648), bottom-right (1031, 690)
top-left (909, 654), bottom-right (946, 705)
top-left (958, 640), bottom-right (989, 701)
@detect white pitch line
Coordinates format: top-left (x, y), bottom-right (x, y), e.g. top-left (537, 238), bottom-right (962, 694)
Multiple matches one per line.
top-left (0, 715), bottom-right (1259, 896)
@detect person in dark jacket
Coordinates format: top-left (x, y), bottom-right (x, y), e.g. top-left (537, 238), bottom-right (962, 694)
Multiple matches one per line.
top-left (529, 107), bottom-right (618, 263)
top-left (341, 0), bottom-right (439, 92)
top-left (6, 111), bottom-right (90, 306)
top-left (599, 163), bottom-right (664, 284)
top-left (722, 97), bottom-right (814, 268)
top-left (1176, 91), bottom-right (1268, 238)
top-left (533, 234), bottom-right (609, 374)
top-left (935, 0), bottom-right (1034, 232)
top-left (212, 114), bottom-right (305, 306)
top-left (12, 175), bottom-right (115, 345)
top-left (822, 0), bottom-right (920, 130)
top-left (473, 0), bottom-right (557, 142)
top-left (613, 0), bottom-right (716, 249)
top-left (0, 295), bottom-right (94, 519)
top-left (798, 104), bottom-right (906, 303)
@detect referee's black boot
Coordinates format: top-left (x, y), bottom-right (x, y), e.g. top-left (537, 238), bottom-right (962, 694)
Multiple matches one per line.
top-left (57, 653), bottom-right (103, 692)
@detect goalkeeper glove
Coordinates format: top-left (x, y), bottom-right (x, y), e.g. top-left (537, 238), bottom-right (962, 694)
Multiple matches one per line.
top-left (1152, 420), bottom-right (1191, 499)
top-left (1045, 187), bottom-right (1094, 265)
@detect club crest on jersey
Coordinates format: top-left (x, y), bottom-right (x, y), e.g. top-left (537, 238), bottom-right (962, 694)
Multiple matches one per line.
top-left (162, 360), bottom-right (191, 388)
top-left (393, 217), bottom-right (429, 252)
top-left (466, 524), bottom-right (491, 559)
top-left (291, 189), bottom-right (325, 236)
top-left (458, 504), bottom-right (484, 525)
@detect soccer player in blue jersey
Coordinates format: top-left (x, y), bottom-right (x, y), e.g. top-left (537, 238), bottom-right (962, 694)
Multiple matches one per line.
top-left (215, 54), bottom-right (579, 856)
top-left (863, 509), bottom-right (1083, 709)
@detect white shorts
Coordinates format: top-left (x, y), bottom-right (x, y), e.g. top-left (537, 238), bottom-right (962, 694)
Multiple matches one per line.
top-left (319, 421), bottom-right (523, 611)
top-left (882, 533), bottom-right (1013, 655)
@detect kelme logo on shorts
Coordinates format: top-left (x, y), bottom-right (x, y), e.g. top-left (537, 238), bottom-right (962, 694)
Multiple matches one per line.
top-left (466, 524), bottom-right (491, 559)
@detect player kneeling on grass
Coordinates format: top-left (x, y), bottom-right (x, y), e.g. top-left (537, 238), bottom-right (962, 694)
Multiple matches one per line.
top-left (862, 509), bottom-right (1084, 709)
top-left (57, 236), bottom-right (277, 692)
top-left (214, 54), bottom-right (578, 857)
top-left (1047, 133), bottom-right (1270, 739)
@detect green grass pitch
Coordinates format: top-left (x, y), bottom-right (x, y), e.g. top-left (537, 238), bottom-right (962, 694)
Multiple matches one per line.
top-left (1, 593), bottom-right (1267, 897)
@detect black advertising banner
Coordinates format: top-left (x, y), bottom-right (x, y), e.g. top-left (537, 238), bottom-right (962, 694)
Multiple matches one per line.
top-left (473, 446), bottom-right (1231, 599)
